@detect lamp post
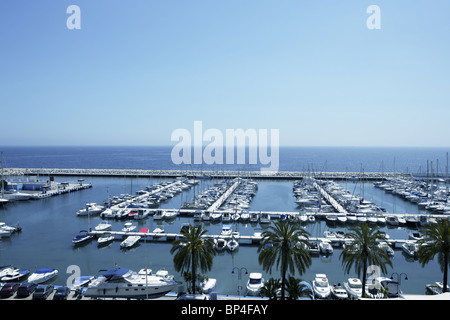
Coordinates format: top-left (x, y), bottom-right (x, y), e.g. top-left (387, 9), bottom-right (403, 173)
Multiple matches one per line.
top-left (390, 272), bottom-right (408, 296)
top-left (231, 267), bottom-right (248, 299)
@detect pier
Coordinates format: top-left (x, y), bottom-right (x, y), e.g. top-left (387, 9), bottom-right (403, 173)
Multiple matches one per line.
top-left (207, 178), bottom-right (241, 212)
top-left (312, 180), bottom-right (348, 214)
top-left (10, 167), bottom-right (414, 180)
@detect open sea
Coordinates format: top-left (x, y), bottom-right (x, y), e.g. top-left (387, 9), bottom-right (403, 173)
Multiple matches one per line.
top-left (1, 146), bottom-right (449, 297)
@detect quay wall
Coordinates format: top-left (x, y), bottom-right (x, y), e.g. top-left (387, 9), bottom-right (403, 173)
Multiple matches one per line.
top-left (7, 168), bottom-right (413, 180)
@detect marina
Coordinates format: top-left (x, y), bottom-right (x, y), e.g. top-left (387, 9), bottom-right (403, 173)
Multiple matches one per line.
top-left (1, 164), bottom-right (450, 300)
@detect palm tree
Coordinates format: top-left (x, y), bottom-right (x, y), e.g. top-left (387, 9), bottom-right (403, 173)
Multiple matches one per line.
top-left (170, 224), bottom-right (215, 294)
top-left (260, 278), bottom-right (280, 300)
top-left (417, 218), bottom-right (450, 293)
top-left (285, 276), bottom-right (313, 300)
top-left (257, 219), bottom-right (311, 300)
top-left (340, 223), bottom-right (392, 297)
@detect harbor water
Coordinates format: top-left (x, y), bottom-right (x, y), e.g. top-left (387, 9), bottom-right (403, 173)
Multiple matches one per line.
top-left (0, 173), bottom-right (444, 297)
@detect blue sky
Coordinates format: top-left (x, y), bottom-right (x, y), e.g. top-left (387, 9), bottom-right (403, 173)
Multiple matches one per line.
top-left (1, 0), bottom-right (449, 147)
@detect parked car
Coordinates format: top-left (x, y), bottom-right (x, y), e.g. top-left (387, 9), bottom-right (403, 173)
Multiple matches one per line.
top-left (32, 284), bottom-right (54, 300)
top-left (17, 282), bottom-right (38, 297)
top-left (53, 286), bottom-right (70, 300)
top-left (0, 283), bottom-right (20, 298)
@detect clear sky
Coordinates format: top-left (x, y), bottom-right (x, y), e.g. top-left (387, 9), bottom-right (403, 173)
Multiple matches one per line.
top-left (1, 0), bottom-right (449, 147)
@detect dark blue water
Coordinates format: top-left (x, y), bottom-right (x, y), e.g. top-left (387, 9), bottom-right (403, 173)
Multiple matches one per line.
top-left (1, 146), bottom-right (449, 174)
top-left (0, 146), bottom-right (448, 297)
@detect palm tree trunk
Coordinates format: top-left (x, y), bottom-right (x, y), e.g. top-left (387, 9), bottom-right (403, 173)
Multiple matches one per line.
top-left (281, 273), bottom-right (286, 300)
top-left (444, 252), bottom-right (448, 293)
top-left (361, 260), bottom-right (367, 298)
top-left (191, 249), bottom-right (196, 294)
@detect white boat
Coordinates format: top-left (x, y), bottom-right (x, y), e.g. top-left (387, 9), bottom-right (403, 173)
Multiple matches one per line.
top-left (343, 278), bottom-right (363, 300)
top-left (200, 277), bottom-right (216, 293)
top-left (120, 235), bottom-right (141, 249)
top-left (356, 214), bottom-right (367, 223)
top-left (307, 214), bottom-right (316, 223)
top-left (312, 274), bottom-right (331, 299)
top-left (122, 222), bottom-right (136, 233)
top-left (76, 203), bottom-right (104, 216)
top-left (2, 190), bottom-right (32, 201)
top-left (227, 238), bottom-right (239, 252)
top-left (164, 210), bottom-right (178, 220)
top-left (325, 214), bottom-right (337, 224)
top-left (346, 213), bottom-right (357, 223)
top-left (220, 225), bottom-right (232, 237)
top-left (319, 240), bottom-right (333, 255)
top-left (72, 230), bottom-right (93, 245)
top-left (153, 210), bottom-right (165, 220)
top-left (308, 241), bottom-right (320, 255)
top-left (0, 268), bottom-right (30, 282)
top-left (210, 211), bottom-right (222, 222)
top-left (260, 213), bottom-right (271, 224)
top-left (214, 238), bottom-right (227, 251)
top-left (201, 211), bottom-right (211, 221)
top-left (336, 214), bottom-right (347, 224)
top-left (0, 227), bottom-right (11, 238)
top-left (133, 209), bottom-right (150, 220)
top-left (402, 241), bottom-right (419, 257)
top-left (240, 211), bottom-right (250, 222)
top-left (378, 241), bottom-right (394, 256)
top-left (28, 268), bottom-right (58, 284)
top-left (153, 227), bottom-right (164, 233)
top-left (97, 232), bottom-right (115, 246)
top-left (331, 283), bottom-right (348, 300)
top-left (250, 212), bottom-right (259, 223)
top-left (70, 275), bottom-right (95, 291)
top-left (246, 273), bottom-right (264, 296)
top-left (83, 267), bottom-right (179, 299)
top-left (386, 215), bottom-right (399, 226)
top-left (94, 221), bottom-right (112, 231)
top-left (408, 232), bottom-right (423, 241)
top-left (222, 212), bottom-right (231, 223)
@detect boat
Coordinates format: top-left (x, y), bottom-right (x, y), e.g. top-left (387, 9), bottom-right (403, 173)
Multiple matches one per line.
top-left (249, 212), bottom-right (259, 223)
top-left (402, 241), bottom-right (419, 257)
top-left (70, 275), bottom-right (95, 291)
top-left (153, 226), bottom-right (164, 233)
top-left (94, 221), bottom-right (112, 232)
top-left (72, 230), bottom-right (93, 245)
top-left (408, 232), bottom-right (423, 241)
top-left (210, 211), bottom-right (222, 222)
top-left (336, 214), bottom-right (347, 224)
top-left (133, 209), bottom-right (150, 220)
top-left (120, 235), bottom-right (141, 249)
top-left (297, 213), bottom-right (308, 223)
top-left (227, 238), bottom-right (239, 252)
top-left (325, 214), bottom-right (337, 224)
top-left (0, 268), bottom-right (30, 282)
top-left (260, 213), bottom-right (271, 224)
top-left (426, 281), bottom-right (450, 295)
top-left (83, 267), bottom-right (179, 299)
top-left (76, 203), bottom-right (104, 216)
top-left (200, 277), bottom-right (216, 293)
top-left (356, 214), bottom-right (367, 223)
top-left (307, 214), bottom-right (316, 223)
top-left (319, 240), bottom-right (333, 255)
top-left (346, 213), bottom-right (357, 223)
top-left (220, 225), bottom-right (232, 237)
top-left (386, 215), bottom-right (399, 226)
top-left (28, 268), bottom-right (58, 284)
top-left (308, 241), bottom-right (320, 255)
top-left (214, 238), bottom-right (227, 251)
top-left (377, 241), bottom-right (394, 256)
top-left (97, 232), bottom-right (115, 246)
top-left (246, 273), bottom-right (264, 296)
top-left (153, 210), bottom-right (165, 220)
top-left (312, 274), bottom-right (331, 299)
top-left (222, 212), bottom-right (231, 223)
top-left (405, 215), bottom-right (420, 226)
top-left (122, 222), bottom-right (136, 233)
top-left (343, 278), bottom-right (362, 300)
top-left (331, 283), bottom-right (348, 300)
top-left (201, 211), bottom-right (211, 221)
top-left (240, 211), bottom-right (250, 222)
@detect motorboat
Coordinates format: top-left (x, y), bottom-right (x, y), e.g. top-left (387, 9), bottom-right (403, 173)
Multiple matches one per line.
top-left (222, 212), bottom-right (231, 223)
top-left (70, 275), bottom-right (95, 291)
top-left (0, 222), bottom-right (21, 233)
top-left (72, 230), bottom-right (93, 245)
top-left (386, 215), bottom-right (399, 226)
top-left (336, 214), bottom-right (347, 224)
top-left (214, 238), bottom-right (227, 252)
top-left (402, 241), bottom-right (419, 257)
top-left (308, 241), bottom-right (320, 255)
top-left (240, 211), bottom-right (250, 222)
top-left (250, 212), bottom-right (259, 223)
top-left (0, 268), bottom-right (30, 282)
top-left (356, 213), bottom-right (367, 223)
top-left (28, 268), bottom-right (58, 284)
top-left (312, 274), bottom-right (331, 299)
top-left (319, 240), bottom-right (333, 255)
top-left (377, 241), bottom-right (394, 256)
top-left (122, 222), bottom-right (136, 233)
top-left (83, 267), bottom-right (179, 299)
top-left (227, 238), bottom-right (239, 252)
top-left (133, 209), bottom-right (150, 220)
top-left (94, 221), bottom-right (112, 232)
top-left (97, 232), bottom-right (115, 246)
top-left (346, 213), bottom-right (357, 223)
top-left (426, 281), bottom-right (450, 295)
top-left (260, 213), bottom-right (271, 224)
top-left (331, 283), bottom-right (348, 300)
top-left (408, 232), bottom-right (423, 241)
top-left (343, 278), bottom-right (362, 300)
top-left (201, 211), bottom-right (211, 221)
top-left (297, 213), bottom-right (308, 223)
top-left (210, 211), bottom-right (222, 222)
top-left (307, 214), bottom-right (316, 223)
top-left (153, 210), bottom-right (165, 220)
top-left (325, 214), bottom-right (337, 224)
top-left (200, 277), bottom-right (216, 293)
top-left (220, 225), bottom-right (232, 237)
top-left (76, 203), bottom-right (104, 216)
top-left (120, 235), bottom-right (141, 249)
top-left (246, 273), bottom-right (264, 296)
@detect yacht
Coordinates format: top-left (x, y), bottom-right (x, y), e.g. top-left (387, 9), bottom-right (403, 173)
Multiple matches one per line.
top-left (94, 221), bottom-right (112, 232)
top-left (312, 274), bottom-right (331, 299)
top-left (331, 283), bottom-right (348, 300)
top-left (120, 235), bottom-right (141, 249)
top-left (246, 273), bottom-right (264, 296)
top-left (319, 240), bottom-right (333, 255)
top-left (83, 267), bottom-right (179, 299)
top-left (220, 225), bottom-right (232, 237)
top-left (402, 241), bottom-right (419, 257)
top-left (343, 278), bottom-right (363, 300)
top-left (76, 203), bottom-right (104, 216)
